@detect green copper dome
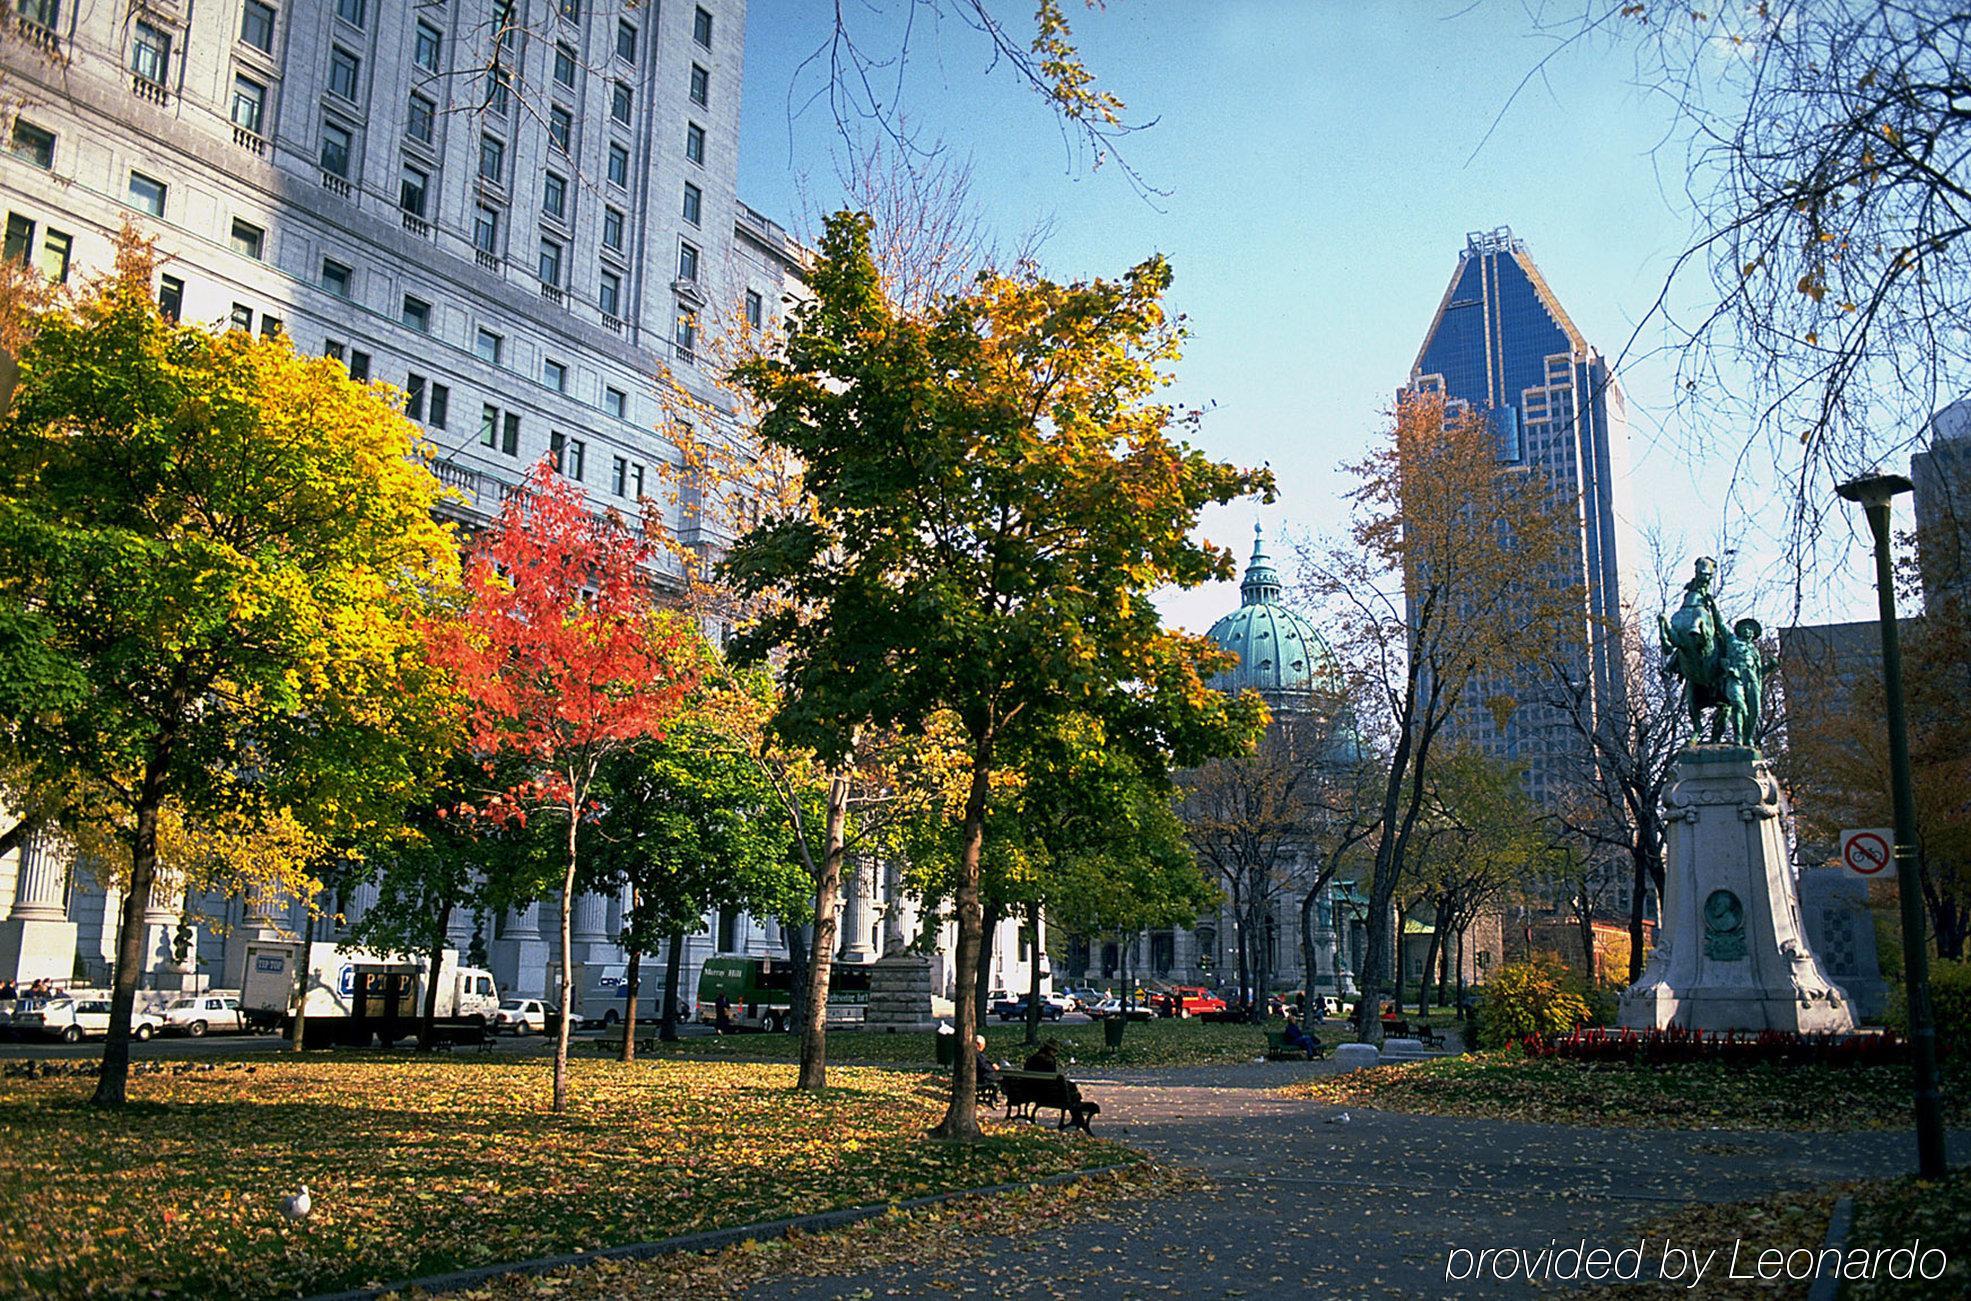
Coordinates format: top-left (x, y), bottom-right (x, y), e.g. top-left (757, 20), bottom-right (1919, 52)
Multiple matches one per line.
top-left (1206, 523), bottom-right (1340, 711)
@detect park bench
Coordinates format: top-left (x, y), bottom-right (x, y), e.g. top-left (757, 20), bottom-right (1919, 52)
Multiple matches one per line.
top-left (1413, 1022), bottom-right (1448, 1050)
top-left (1265, 1029), bottom-right (1328, 1061)
top-left (997, 1069), bottom-right (1098, 1133)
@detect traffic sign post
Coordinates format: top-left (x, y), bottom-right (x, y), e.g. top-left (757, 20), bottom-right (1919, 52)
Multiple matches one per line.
top-left (1839, 828), bottom-right (1897, 878)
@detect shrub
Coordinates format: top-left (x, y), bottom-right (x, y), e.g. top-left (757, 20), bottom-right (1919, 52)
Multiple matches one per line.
top-left (1478, 955), bottom-right (1592, 1049)
top-left (1931, 960), bottom-right (1971, 1059)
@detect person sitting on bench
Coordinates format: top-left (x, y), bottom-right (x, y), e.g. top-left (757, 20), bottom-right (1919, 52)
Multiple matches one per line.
top-left (1283, 1020), bottom-right (1321, 1060)
top-left (1024, 1039), bottom-right (1061, 1073)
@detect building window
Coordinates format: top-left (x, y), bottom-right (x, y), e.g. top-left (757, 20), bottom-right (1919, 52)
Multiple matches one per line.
top-left (131, 21), bottom-right (171, 86)
top-left (559, 0), bottom-right (581, 19)
top-left (549, 431), bottom-right (585, 480)
top-left (157, 274), bottom-right (183, 321)
top-left (598, 268), bottom-right (621, 317)
top-left (674, 306), bottom-right (696, 360)
top-left (479, 134), bottom-right (504, 182)
top-left (229, 303), bottom-right (253, 333)
top-left (335, 0), bottom-right (365, 29)
top-left (328, 47), bottom-right (360, 102)
top-left (230, 218), bottom-right (265, 260)
top-left (407, 373), bottom-right (428, 421)
top-left (602, 206), bottom-right (625, 251)
top-left (473, 206), bottom-right (500, 254)
top-left (399, 164), bottom-right (428, 217)
top-left (319, 122), bottom-right (352, 178)
top-left (37, 229), bottom-right (70, 284)
top-left (611, 82), bottom-right (632, 124)
top-left (408, 376), bottom-right (450, 427)
top-left (480, 406), bottom-right (519, 455)
top-left (538, 239), bottom-right (562, 287)
top-left (685, 122), bottom-right (705, 165)
top-left (427, 382), bottom-right (450, 429)
top-left (320, 258), bottom-right (352, 296)
top-left (348, 350), bottom-right (371, 382)
top-left (260, 316), bottom-right (283, 338)
top-left (543, 172), bottom-right (567, 220)
top-left (611, 455), bottom-right (627, 496)
top-left (694, 6), bottom-right (713, 47)
top-left (543, 358), bottom-right (567, 392)
top-left (241, 1), bottom-right (276, 52)
top-left (631, 463), bottom-right (644, 497)
top-left (231, 76), bottom-right (266, 134)
top-left (17, 0), bottom-right (57, 33)
top-left (128, 172), bottom-right (166, 217)
top-left (502, 411), bottom-right (519, 455)
top-left (485, 68), bottom-right (511, 116)
top-left (677, 241), bottom-right (699, 282)
top-left (607, 143), bottom-right (629, 187)
top-left (480, 403), bottom-right (498, 449)
top-left (407, 93), bottom-right (435, 144)
top-left (682, 182), bottom-right (701, 226)
top-left (476, 328), bottom-right (502, 364)
top-left (8, 120), bottom-right (54, 169)
top-left (689, 65), bottom-right (709, 107)
top-left (616, 20), bottom-right (637, 63)
top-left (415, 23), bottom-right (441, 73)
top-left (604, 386), bottom-right (626, 420)
top-left (401, 294), bottom-right (431, 332)
top-left (554, 42), bottom-right (576, 87)
top-left (745, 289), bottom-right (763, 330)
top-left (548, 105), bottom-right (572, 153)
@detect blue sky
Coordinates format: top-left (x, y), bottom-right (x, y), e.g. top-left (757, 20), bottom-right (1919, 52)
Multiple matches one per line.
top-left (735, 2), bottom-right (1877, 635)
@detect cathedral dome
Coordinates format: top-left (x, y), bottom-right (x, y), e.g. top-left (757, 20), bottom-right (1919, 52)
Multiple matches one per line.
top-left (1205, 524), bottom-right (1341, 711)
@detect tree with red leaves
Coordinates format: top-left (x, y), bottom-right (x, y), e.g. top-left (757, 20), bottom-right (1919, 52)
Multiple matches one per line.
top-left (431, 460), bottom-right (697, 1112)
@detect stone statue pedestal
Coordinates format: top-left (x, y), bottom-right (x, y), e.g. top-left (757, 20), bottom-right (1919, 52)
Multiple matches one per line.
top-left (1619, 746), bottom-right (1854, 1034)
top-left (863, 951), bottom-right (936, 1033)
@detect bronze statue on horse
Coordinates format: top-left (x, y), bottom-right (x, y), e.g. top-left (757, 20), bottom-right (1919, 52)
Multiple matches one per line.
top-left (1659, 557), bottom-right (1772, 747)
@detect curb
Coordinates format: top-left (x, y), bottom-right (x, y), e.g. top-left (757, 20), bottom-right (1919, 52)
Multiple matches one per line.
top-left (308, 1159), bottom-right (1145, 1300)
top-left (1805, 1195), bottom-right (1853, 1301)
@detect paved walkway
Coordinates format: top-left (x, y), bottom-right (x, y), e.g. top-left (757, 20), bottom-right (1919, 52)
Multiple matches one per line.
top-left (749, 1063), bottom-right (1965, 1299)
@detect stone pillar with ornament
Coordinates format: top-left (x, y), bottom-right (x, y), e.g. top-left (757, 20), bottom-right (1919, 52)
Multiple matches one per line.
top-left (0, 827), bottom-right (79, 984)
top-left (838, 858), bottom-right (878, 965)
top-left (140, 876), bottom-right (201, 993)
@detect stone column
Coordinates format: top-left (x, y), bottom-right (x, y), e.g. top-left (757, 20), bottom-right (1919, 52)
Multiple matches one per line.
top-left (879, 859), bottom-right (908, 955)
top-left (0, 827), bottom-right (79, 984)
top-left (838, 858), bottom-right (877, 964)
top-left (490, 900), bottom-right (549, 997)
top-left (221, 886), bottom-right (289, 989)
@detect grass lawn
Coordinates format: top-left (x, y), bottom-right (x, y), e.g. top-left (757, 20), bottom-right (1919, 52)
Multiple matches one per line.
top-left (0, 1056), bottom-right (1125, 1298)
top-left (629, 1017), bottom-right (1302, 1069)
top-left (1610, 1170), bottom-right (1971, 1299)
top-left (1285, 1050), bottom-right (1971, 1131)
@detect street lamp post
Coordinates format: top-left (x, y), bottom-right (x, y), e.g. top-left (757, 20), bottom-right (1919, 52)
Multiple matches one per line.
top-left (1835, 472), bottom-right (1947, 1179)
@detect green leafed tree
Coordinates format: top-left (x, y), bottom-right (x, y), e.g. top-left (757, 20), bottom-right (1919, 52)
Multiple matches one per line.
top-left (0, 243), bottom-right (460, 1105)
top-left (725, 211), bottom-right (1268, 1139)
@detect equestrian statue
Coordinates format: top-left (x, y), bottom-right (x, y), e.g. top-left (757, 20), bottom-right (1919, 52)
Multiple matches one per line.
top-left (1658, 556), bottom-right (1776, 748)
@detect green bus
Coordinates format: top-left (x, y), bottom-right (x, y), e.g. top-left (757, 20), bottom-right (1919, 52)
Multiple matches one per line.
top-left (695, 956), bottom-right (872, 1033)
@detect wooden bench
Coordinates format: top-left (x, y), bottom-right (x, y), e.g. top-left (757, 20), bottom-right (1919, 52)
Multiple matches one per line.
top-left (997, 1069), bottom-right (1098, 1133)
top-left (1414, 1022), bottom-right (1448, 1050)
top-left (1265, 1029), bottom-right (1327, 1061)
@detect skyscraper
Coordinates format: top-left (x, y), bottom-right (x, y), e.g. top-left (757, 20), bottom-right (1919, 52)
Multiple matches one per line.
top-left (1404, 227), bottom-right (1634, 804)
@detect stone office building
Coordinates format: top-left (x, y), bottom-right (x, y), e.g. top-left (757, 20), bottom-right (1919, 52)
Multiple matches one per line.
top-left (0, 0), bottom-right (820, 1003)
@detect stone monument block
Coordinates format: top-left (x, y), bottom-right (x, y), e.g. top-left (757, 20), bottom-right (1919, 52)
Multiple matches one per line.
top-left (864, 950), bottom-right (937, 1033)
top-left (1620, 746), bottom-right (1854, 1034)
top-left (1798, 869), bottom-right (1888, 1022)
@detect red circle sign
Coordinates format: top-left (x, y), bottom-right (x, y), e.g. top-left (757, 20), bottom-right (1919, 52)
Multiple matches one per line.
top-left (1844, 831), bottom-right (1891, 875)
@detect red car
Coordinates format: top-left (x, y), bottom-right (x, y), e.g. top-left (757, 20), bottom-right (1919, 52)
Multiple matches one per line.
top-left (1153, 986), bottom-right (1227, 1019)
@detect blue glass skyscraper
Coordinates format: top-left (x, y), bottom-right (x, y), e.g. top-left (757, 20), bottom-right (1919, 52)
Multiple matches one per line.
top-left (1405, 227), bottom-right (1634, 806)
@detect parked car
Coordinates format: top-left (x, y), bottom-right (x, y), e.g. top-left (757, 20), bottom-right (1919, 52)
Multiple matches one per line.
top-left (1060, 986), bottom-right (1102, 1013)
top-left (1150, 985), bottom-right (1227, 1019)
top-left (492, 999), bottom-right (583, 1036)
top-left (987, 990), bottom-right (1022, 1020)
top-left (994, 994), bottom-right (1067, 1022)
top-left (16, 996), bottom-right (165, 1043)
top-left (1089, 996), bottom-right (1154, 1022)
top-left (160, 994), bottom-right (248, 1037)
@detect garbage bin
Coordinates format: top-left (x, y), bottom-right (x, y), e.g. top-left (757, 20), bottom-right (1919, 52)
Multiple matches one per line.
top-left (1103, 1015), bottom-right (1126, 1049)
top-left (935, 1023), bottom-right (957, 1066)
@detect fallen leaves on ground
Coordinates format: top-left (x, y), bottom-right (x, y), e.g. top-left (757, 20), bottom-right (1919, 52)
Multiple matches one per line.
top-left (636, 1019), bottom-right (1325, 1069)
top-left (441, 1160), bottom-right (1201, 1299)
top-left (1283, 1051), bottom-right (1971, 1131)
top-left (0, 1056), bottom-right (1124, 1298)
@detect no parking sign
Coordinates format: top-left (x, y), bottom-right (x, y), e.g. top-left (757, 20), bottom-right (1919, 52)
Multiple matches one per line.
top-left (1839, 828), bottom-right (1896, 878)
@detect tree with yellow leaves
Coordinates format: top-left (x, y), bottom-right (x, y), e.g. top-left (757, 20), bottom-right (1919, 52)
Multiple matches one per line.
top-left (0, 243), bottom-right (461, 1105)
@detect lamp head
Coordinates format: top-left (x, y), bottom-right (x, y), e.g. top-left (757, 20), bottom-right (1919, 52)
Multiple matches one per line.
top-left (1835, 473), bottom-right (1914, 508)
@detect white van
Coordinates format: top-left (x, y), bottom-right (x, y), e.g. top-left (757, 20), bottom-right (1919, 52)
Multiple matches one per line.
top-left (572, 965), bottom-right (676, 1027)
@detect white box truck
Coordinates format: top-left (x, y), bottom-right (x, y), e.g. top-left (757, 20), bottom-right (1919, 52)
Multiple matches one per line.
top-left (240, 940), bottom-right (499, 1046)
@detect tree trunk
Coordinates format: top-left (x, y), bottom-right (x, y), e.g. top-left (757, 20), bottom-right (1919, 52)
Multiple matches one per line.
top-left (660, 930), bottom-right (684, 1042)
top-left (1575, 884), bottom-right (1597, 987)
top-left (93, 753), bottom-right (171, 1108)
top-left (973, 899), bottom-right (1000, 1030)
top-left (1627, 846), bottom-right (1650, 982)
top-left (1417, 918), bottom-right (1443, 1019)
top-left (1455, 926), bottom-right (1467, 1018)
top-left (1299, 886), bottom-right (1321, 1029)
top-left (289, 888), bottom-right (319, 1053)
top-left (620, 940), bottom-right (642, 1063)
top-left (796, 770), bottom-right (851, 1091)
top-left (784, 918), bottom-right (812, 1034)
top-left (551, 807), bottom-right (578, 1114)
top-left (933, 735), bottom-right (993, 1142)
top-left (418, 898), bottom-right (453, 1052)
top-left (1024, 899), bottom-right (1044, 1047)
